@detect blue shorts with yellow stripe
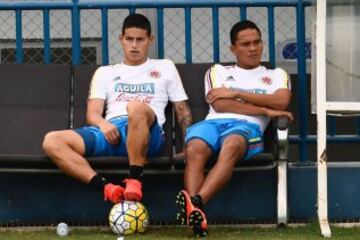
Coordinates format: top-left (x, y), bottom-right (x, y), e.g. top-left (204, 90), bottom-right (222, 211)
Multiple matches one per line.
top-left (185, 118), bottom-right (263, 160)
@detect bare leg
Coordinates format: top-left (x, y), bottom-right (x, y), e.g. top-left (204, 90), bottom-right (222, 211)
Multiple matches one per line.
top-left (184, 139), bottom-right (212, 196)
top-left (198, 134), bottom-right (247, 204)
top-left (126, 101), bottom-right (156, 166)
top-left (42, 130), bottom-right (96, 183)
top-left (178, 138), bottom-right (212, 237)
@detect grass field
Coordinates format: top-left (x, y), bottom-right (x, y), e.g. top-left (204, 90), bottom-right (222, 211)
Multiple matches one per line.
top-left (1, 223), bottom-right (360, 240)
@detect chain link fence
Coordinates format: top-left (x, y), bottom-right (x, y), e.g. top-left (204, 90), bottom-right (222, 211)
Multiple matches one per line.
top-left (0, 4), bottom-right (313, 65)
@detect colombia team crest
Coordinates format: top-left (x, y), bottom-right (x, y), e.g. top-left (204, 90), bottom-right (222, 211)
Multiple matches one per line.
top-left (149, 69), bottom-right (161, 79)
top-left (260, 76), bottom-right (272, 85)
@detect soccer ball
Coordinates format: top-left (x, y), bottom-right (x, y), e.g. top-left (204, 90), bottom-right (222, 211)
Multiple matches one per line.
top-left (109, 200), bottom-right (149, 235)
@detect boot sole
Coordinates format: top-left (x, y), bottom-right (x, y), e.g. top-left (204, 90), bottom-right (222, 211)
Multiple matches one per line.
top-left (189, 210), bottom-right (208, 237)
top-left (175, 191), bottom-right (187, 225)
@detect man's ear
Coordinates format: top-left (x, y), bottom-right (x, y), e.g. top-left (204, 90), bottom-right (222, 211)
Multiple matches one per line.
top-left (149, 35), bottom-right (155, 44)
top-left (230, 45), bottom-right (235, 54)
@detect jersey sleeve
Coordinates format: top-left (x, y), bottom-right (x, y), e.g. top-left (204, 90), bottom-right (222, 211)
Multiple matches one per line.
top-left (273, 68), bottom-right (291, 91)
top-left (204, 64), bottom-right (229, 96)
top-left (166, 60), bottom-right (188, 102)
top-left (88, 66), bottom-right (107, 100)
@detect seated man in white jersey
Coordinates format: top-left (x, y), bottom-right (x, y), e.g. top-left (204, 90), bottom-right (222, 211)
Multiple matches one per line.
top-left (43, 14), bottom-right (192, 204)
top-left (176, 20), bottom-right (293, 237)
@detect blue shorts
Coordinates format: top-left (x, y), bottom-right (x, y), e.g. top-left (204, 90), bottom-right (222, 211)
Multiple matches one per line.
top-left (74, 116), bottom-right (165, 157)
top-left (185, 118), bottom-right (263, 160)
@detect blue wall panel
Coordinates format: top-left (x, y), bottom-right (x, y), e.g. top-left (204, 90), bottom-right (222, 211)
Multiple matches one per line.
top-left (1, 165), bottom-right (359, 225)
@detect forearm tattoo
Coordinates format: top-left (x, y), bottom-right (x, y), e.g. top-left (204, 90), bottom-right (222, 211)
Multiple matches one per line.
top-left (174, 101), bottom-right (193, 137)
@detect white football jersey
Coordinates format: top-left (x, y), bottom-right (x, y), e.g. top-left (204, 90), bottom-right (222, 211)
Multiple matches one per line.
top-left (205, 64), bottom-right (291, 132)
top-left (89, 58), bottom-right (188, 127)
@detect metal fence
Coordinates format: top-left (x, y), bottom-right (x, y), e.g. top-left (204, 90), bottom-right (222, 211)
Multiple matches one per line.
top-left (0, 0), bottom-right (313, 65)
top-left (1, 0), bottom-right (359, 163)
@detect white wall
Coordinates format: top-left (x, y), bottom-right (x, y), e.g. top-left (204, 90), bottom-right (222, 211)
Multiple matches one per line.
top-left (326, 3), bottom-right (360, 102)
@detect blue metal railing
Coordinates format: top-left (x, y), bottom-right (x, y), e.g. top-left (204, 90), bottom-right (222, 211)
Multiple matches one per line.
top-left (15, 9), bottom-right (23, 63)
top-left (296, 0), bottom-right (309, 162)
top-left (0, 0), bottom-right (312, 65)
top-left (1, 0), bottom-right (359, 162)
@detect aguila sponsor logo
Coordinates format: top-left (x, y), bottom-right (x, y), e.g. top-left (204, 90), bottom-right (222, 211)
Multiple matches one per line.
top-left (114, 83), bottom-right (155, 94)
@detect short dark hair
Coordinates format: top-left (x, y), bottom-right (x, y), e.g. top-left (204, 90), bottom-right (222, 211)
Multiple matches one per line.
top-left (230, 20), bottom-right (261, 45)
top-left (122, 14), bottom-right (151, 36)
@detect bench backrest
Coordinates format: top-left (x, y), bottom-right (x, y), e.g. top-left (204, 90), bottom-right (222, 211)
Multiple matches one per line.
top-left (72, 65), bottom-right (98, 128)
top-left (0, 64), bottom-right (71, 154)
top-left (0, 63), bottom-right (275, 159)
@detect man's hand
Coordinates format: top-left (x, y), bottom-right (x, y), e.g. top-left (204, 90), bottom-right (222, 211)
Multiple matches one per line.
top-left (265, 108), bottom-right (293, 121)
top-left (98, 121), bottom-right (120, 145)
top-left (207, 87), bottom-right (238, 103)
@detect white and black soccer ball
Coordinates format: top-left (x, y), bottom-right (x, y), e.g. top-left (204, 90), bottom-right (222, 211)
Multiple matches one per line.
top-left (109, 200), bottom-right (149, 235)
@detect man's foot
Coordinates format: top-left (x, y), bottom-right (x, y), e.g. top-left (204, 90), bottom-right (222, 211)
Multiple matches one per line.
top-left (104, 183), bottom-right (124, 204)
top-left (123, 178), bottom-right (143, 201)
top-left (175, 190), bottom-right (188, 225)
top-left (189, 209), bottom-right (208, 237)
top-left (176, 190), bottom-right (208, 237)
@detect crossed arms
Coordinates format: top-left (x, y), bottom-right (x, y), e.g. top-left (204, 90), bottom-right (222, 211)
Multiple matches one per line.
top-left (207, 87), bottom-right (293, 120)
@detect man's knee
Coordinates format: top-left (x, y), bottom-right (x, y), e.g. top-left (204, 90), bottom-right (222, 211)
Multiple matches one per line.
top-left (126, 101), bottom-right (154, 125)
top-left (42, 131), bottom-right (63, 154)
top-left (220, 135), bottom-right (247, 158)
top-left (186, 139), bottom-right (211, 158)
top-left (223, 137), bottom-right (245, 149)
top-left (43, 130), bottom-right (83, 155)
top-left (126, 101), bottom-right (150, 115)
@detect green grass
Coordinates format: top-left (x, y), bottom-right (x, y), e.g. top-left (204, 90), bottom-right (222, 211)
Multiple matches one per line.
top-left (1, 223), bottom-right (360, 240)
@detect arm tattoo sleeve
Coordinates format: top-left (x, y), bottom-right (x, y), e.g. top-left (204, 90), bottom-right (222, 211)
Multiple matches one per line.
top-left (173, 101), bottom-right (193, 139)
